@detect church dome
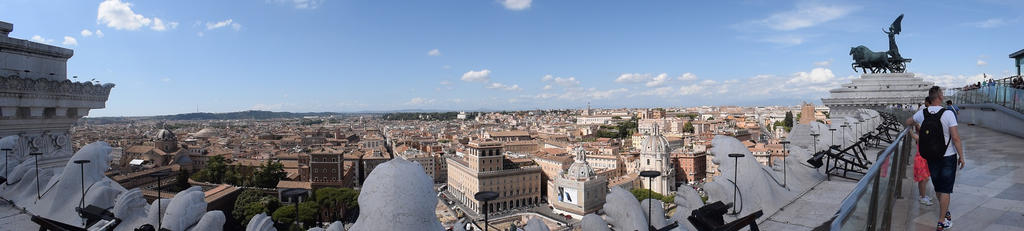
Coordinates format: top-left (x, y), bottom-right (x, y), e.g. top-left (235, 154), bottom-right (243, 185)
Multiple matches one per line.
top-left (193, 128), bottom-right (221, 138)
top-left (565, 146), bottom-right (596, 180)
top-left (639, 126), bottom-right (670, 155)
top-left (155, 129), bottom-right (176, 141)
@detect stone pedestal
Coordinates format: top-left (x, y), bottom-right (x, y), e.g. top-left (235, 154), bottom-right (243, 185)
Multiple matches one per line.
top-left (822, 72), bottom-right (933, 117)
top-left (0, 21), bottom-right (114, 169)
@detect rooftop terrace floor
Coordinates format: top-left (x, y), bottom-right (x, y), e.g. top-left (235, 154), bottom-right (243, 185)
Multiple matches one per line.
top-left (895, 124), bottom-right (1024, 231)
top-left (763, 125), bottom-right (1024, 230)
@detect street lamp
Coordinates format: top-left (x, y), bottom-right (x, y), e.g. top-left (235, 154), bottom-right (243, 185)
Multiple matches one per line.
top-left (282, 189), bottom-right (307, 230)
top-left (148, 171), bottom-right (171, 231)
top-left (2, 148), bottom-right (11, 185)
top-left (73, 159), bottom-right (91, 226)
top-left (779, 141), bottom-right (790, 188)
top-left (810, 133), bottom-right (820, 154)
top-left (639, 170), bottom-right (662, 230)
top-left (30, 152), bottom-right (42, 199)
top-left (727, 153), bottom-right (745, 215)
top-left (840, 124), bottom-right (849, 148)
top-left (474, 191), bottom-right (499, 231)
top-left (828, 128), bottom-right (836, 148)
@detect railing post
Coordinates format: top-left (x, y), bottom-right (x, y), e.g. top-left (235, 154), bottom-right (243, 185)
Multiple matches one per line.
top-left (866, 164), bottom-right (881, 231)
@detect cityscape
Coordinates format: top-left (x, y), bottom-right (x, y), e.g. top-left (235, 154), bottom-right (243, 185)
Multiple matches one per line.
top-left (2, 1), bottom-right (1024, 231)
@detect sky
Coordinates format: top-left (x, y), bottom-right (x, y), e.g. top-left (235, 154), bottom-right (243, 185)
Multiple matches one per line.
top-left (1, 0), bottom-right (1021, 117)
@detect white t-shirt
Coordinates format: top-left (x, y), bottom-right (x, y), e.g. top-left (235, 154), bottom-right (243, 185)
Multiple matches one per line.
top-left (913, 106), bottom-right (959, 157)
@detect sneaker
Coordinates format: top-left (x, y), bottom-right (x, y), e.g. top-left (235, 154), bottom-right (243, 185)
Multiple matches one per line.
top-left (919, 196), bottom-right (934, 206)
top-left (945, 211), bottom-right (953, 228)
top-left (936, 220), bottom-right (951, 231)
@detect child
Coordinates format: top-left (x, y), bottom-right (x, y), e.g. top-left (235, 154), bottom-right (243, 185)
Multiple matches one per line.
top-left (912, 119), bottom-right (933, 206)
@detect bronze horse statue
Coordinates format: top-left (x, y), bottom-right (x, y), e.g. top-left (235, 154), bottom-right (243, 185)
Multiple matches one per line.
top-left (850, 14), bottom-right (910, 73)
top-left (850, 45), bottom-right (890, 73)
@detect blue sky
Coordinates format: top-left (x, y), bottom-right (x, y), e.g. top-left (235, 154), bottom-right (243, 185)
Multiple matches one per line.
top-left (1, 0), bottom-right (1020, 116)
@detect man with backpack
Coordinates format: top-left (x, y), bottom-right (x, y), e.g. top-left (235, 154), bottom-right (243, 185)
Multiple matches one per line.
top-left (906, 86), bottom-right (965, 231)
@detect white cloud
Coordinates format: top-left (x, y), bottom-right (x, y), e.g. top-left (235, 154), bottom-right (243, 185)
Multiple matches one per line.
top-left (97, 0), bottom-right (172, 31)
top-left (678, 84), bottom-right (704, 95)
top-left (977, 59), bottom-right (988, 66)
top-left (442, 65), bottom-right (451, 69)
top-left (916, 73), bottom-right (989, 88)
top-left (206, 19), bottom-right (241, 31)
top-left (678, 72), bottom-right (697, 81)
top-left (160, 77), bottom-right (171, 82)
top-left (615, 73), bottom-right (651, 83)
top-left (406, 97), bottom-right (436, 105)
top-left (501, 0), bottom-right (531, 10)
top-left (439, 80), bottom-right (452, 85)
top-left (292, 0), bottom-right (323, 9)
top-left (754, 4), bottom-right (857, 31)
top-left (486, 82), bottom-right (521, 91)
top-left (95, 30), bottom-right (105, 38)
top-left (533, 88), bottom-right (627, 100)
top-left (787, 67), bottom-right (835, 84)
top-left (251, 103), bottom-right (283, 111)
top-left (197, 31), bottom-right (205, 37)
top-left (814, 60), bottom-right (832, 67)
top-left (61, 36), bottom-right (78, 46)
top-left (699, 79), bottom-right (717, 85)
top-left (461, 69), bottom-right (491, 82)
top-left (271, 0), bottom-right (323, 9)
top-left (543, 85), bottom-right (553, 90)
top-left (635, 86), bottom-right (676, 97)
top-left (427, 49), bottom-right (441, 56)
top-left (965, 18), bottom-right (1007, 28)
top-left (760, 34), bottom-right (806, 46)
top-left (646, 73), bottom-right (670, 87)
top-left (542, 75), bottom-right (580, 87)
top-left (30, 35), bottom-right (54, 44)
top-left (80, 30), bottom-right (94, 37)
top-left (150, 18), bottom-right (178, 31)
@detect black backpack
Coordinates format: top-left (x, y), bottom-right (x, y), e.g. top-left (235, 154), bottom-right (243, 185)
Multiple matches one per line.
top-left (918, 108), bottom-right (950, 161)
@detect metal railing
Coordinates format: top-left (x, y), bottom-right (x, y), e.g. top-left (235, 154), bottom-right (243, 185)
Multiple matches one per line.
top-left (947, 75), bottom-right (1024, 114)
top-left (829, 126), bottom-right (913, 230)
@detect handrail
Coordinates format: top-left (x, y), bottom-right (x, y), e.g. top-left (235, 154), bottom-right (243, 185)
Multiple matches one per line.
top-left (829, 126), bottom-right (910, 230)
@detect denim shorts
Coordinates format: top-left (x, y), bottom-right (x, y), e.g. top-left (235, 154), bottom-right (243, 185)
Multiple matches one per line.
top-left (927, 155), bottom-right (958, 194)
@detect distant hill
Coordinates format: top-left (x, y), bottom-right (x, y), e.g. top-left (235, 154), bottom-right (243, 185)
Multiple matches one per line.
top-left (82, 110), bottom-right (351, 122)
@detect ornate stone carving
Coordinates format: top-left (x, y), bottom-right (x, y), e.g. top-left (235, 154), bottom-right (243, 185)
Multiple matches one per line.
top-left (0, 75), bottom-right (114, 101)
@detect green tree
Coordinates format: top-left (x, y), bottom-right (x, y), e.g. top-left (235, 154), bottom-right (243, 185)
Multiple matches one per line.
top-left (233, 189), bottom-right (281, 227)
top-left (175, 169), bottom-right (191, 190)
top-left (223, 167), bottom-right (241, 186)
top-left (253, 160), bottom-right (287, 188)
top-left (207, 155), bottom-right (227, 183)
top-left (784, 111), bottom-right (794, 128)
top-left (630, 188), bottom-right (674, 204)
top-left (272, 201), bottom-right (318, 228)
top-left (683, 121), bottom-right (694, 133)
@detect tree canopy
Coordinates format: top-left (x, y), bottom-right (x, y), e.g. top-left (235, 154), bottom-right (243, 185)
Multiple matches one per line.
top-left (233, 189), bottom-right (281, 227)
top-left (630, 188), bottom-right (674, 204)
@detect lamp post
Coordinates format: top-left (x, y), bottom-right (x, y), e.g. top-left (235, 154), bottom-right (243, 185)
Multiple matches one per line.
top-left (282, 189), bottom-right (306, 230)
top-left (29, 152), bottom-right (42, 199)
top-left (829, 128), bottom-right (836, 148)
top-left (810, 133), bottom-right (820, 153)
top-left (727, 153), bottom-right (745, 215)
top-left (73, 159), bottom-right (91, 226)
top-left (840, 124), bottom-right (849, 148)
top-left (148, 171), bottom-right (170, 231)
top-left (639, 170), bottom-right (662, 230)
top-left (474, 191), bottom-right (499, 231)
top-left (779, 141), bottom-right (790, 188)
top-left (2, 148), bottom-right (10, 185)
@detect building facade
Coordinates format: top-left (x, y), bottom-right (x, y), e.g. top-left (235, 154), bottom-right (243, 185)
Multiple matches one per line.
top-left (549, 147), bottom-right (608, 218)
top-left (445, 140), bottom-right (542, 215)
